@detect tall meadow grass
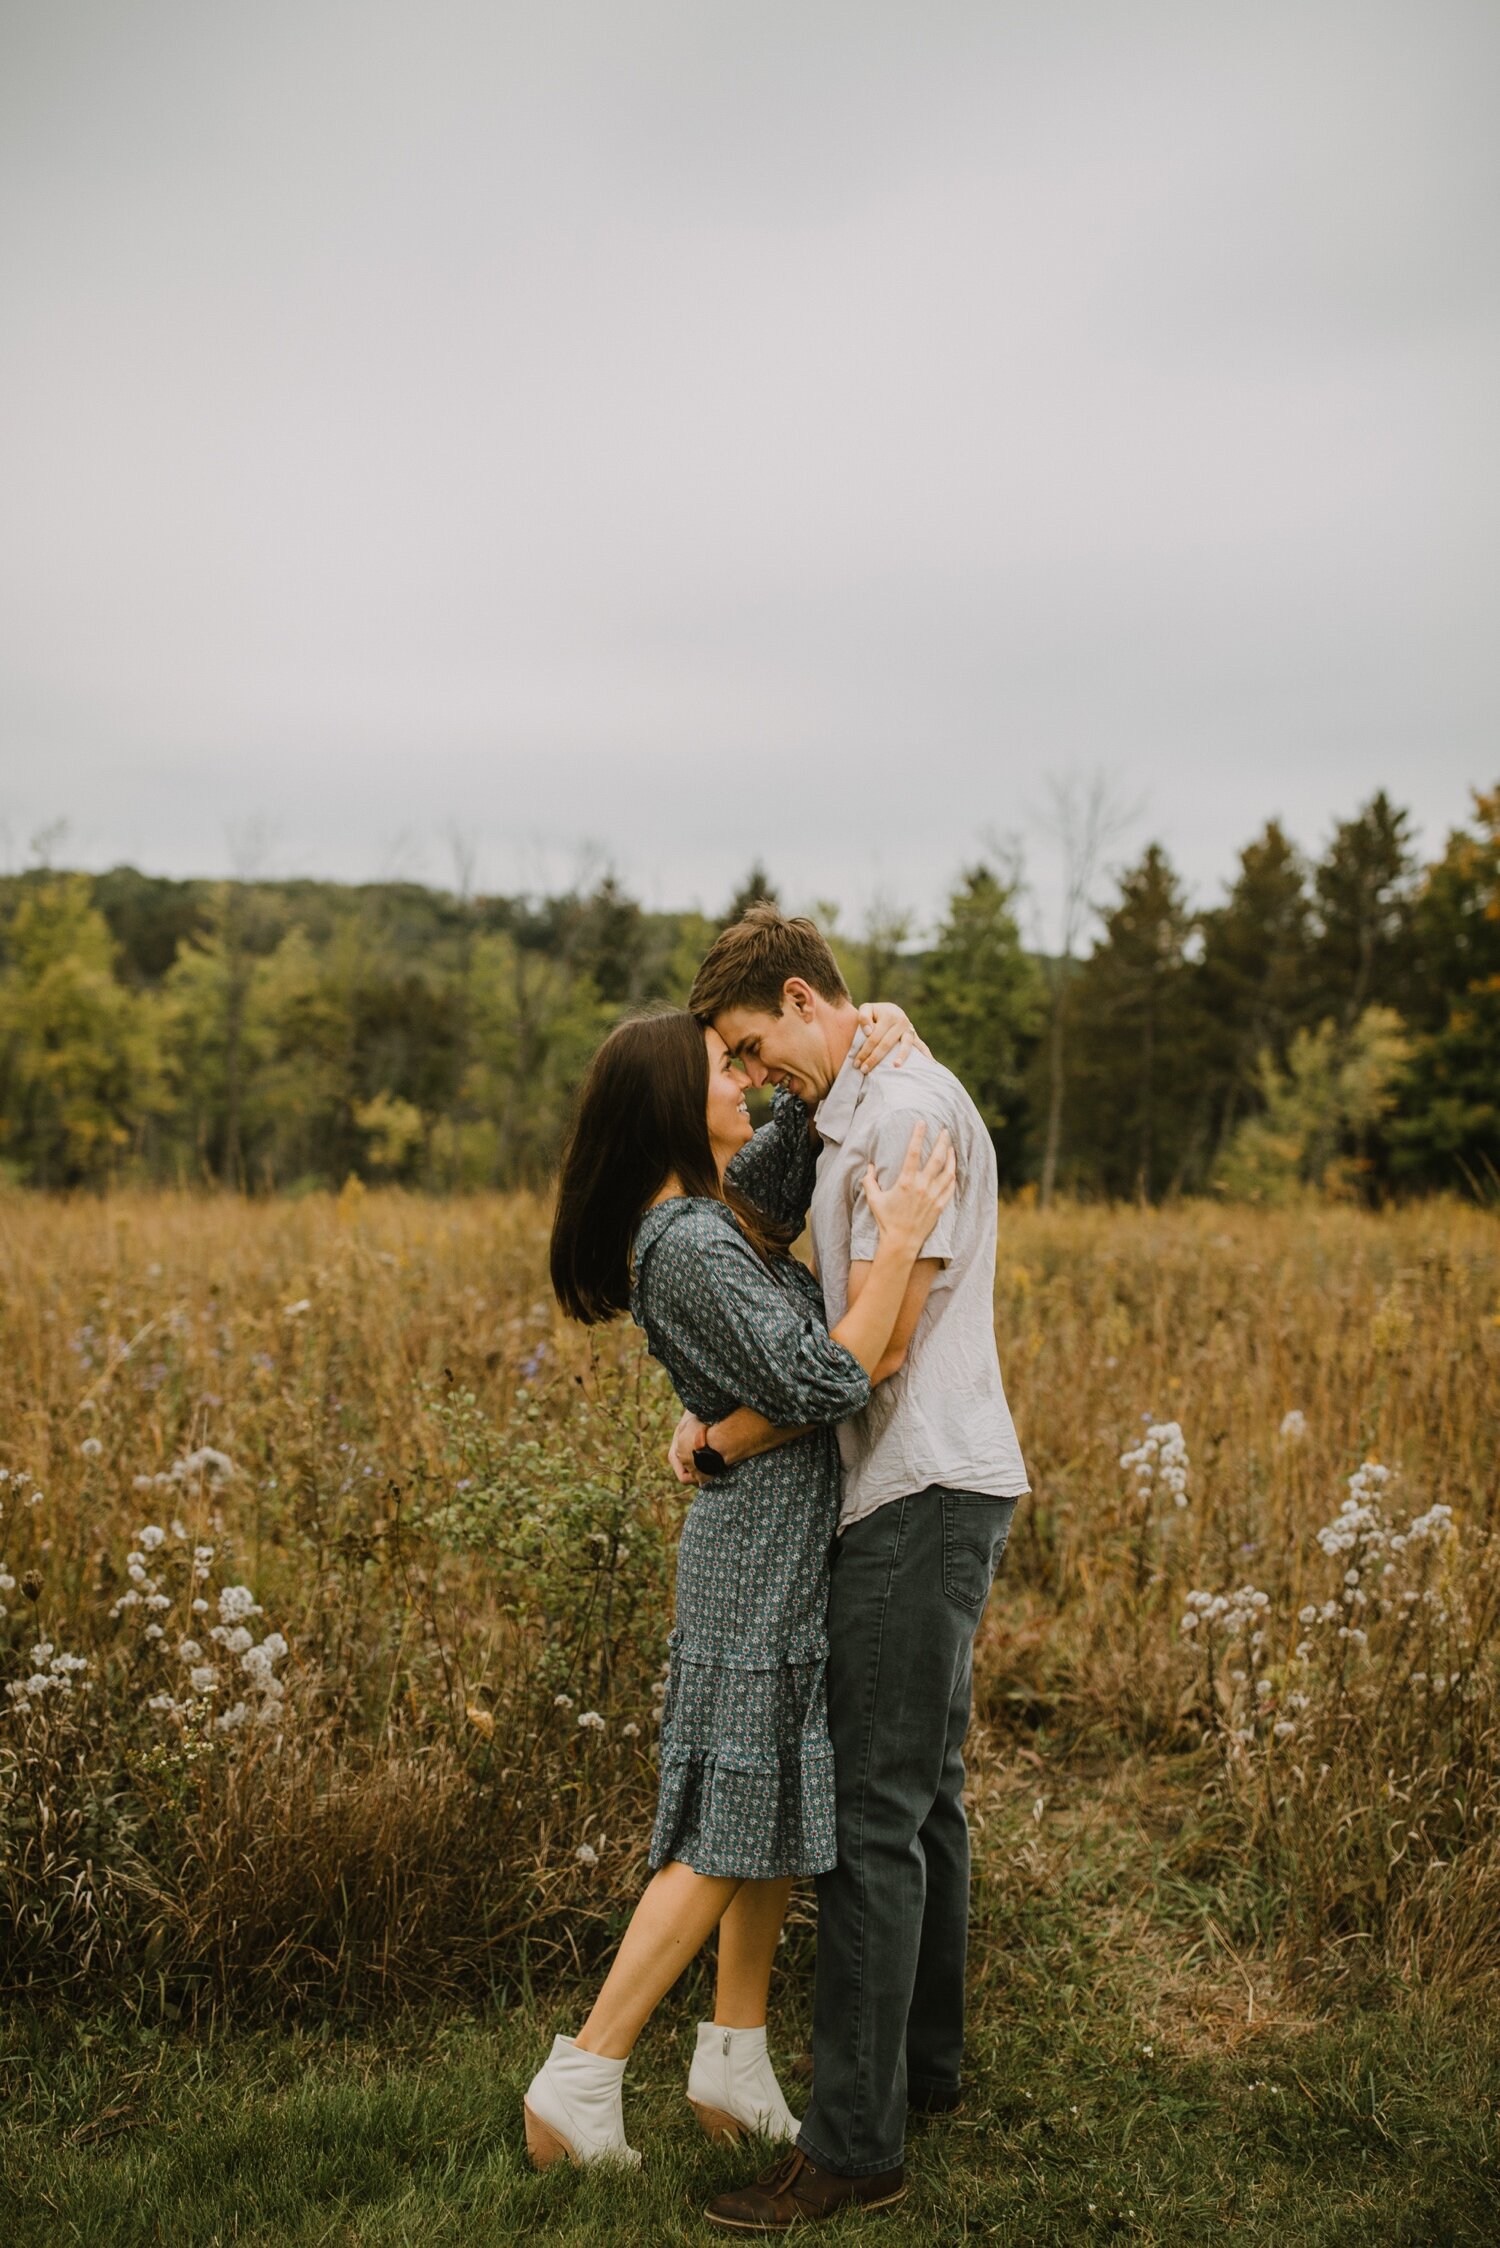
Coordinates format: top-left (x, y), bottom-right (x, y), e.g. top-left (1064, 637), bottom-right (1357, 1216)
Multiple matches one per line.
top-left (1, 1184), bottom-right (1495, 2017)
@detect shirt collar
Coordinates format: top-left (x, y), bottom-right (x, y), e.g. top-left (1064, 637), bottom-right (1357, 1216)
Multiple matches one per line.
top-left (813, 1029), bottom-right (868, 1146)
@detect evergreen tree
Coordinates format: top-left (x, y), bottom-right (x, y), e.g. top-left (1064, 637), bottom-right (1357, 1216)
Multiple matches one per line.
top-left (1310, 790), bottom-right (1419, 1026)
top-left (563, 873), bottom-right (647, 1006)
top-left (1196, 821), bottom-right (1314, 1157)
top-left (721, 863), bottom-right (780, 928)
top-left (917, 865), bottom-right (1044, 1183)
top-left (1064, 845), bottom-right (1201, 1199)
top-left (1391, 785), bottom-right (1500, 1190)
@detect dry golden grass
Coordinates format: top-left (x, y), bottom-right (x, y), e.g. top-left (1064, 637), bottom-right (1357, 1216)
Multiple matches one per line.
top-left (0, 1185), bottom-right (1496, 2016)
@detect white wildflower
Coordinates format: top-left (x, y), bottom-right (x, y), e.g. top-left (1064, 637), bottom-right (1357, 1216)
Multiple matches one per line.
top-left (177, 1447), bottom-right (236, 1481)
top-left (574, 1843), bottom-right (598, 1866)
top-left (189, 1666), bottom-right (218, 1695)
top-left (553, 1692), bottom-right (574, 1709)
top-left (138, 1525), bottom-right (166, 1551)
top-left (621, 1722), bottom-right (641, 1738)
top-left (1121, 1419), bottom-right (1190, 1506)
top-left (79, 1436), bottom-right (103, 1459)
top-left (216, 1701), bottom-right (249, 1731)
top-left (1279, 1410), bottom-right (1307, 1441)
top-left (177, 1640), bottom-right (203, 1663)
top-left (144, 1624), bottom-right (164, 1641)
top-left (577, 1710), bottom-right (605, 1731)
top-left (217, 1585), bottom-right (261, 1624)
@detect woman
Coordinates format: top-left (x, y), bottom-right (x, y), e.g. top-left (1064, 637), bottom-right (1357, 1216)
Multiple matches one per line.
top-left (525, 1003), bottom-right (950, 2169)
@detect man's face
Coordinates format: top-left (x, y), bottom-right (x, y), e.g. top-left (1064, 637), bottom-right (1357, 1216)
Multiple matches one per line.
top-left (714, 989), bottom-right (838, 1105)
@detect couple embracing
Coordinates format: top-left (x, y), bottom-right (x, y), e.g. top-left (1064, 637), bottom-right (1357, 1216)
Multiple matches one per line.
top-left (526, 905), bottom-right (1028, 2231)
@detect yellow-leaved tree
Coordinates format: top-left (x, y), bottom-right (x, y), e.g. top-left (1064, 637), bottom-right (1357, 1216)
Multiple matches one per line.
top-left (1214, 1006), bottom-right (1411, 1204)
top-left (0, 876), bottom-right (167, 1185)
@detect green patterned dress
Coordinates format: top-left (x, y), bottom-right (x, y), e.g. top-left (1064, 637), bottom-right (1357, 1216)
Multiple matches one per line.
top-left (629, 1090), bottom-right (870, 1879)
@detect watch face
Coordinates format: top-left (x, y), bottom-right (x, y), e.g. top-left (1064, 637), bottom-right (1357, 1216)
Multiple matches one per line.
top-left (693, 1445), bottom-right (728, 1478)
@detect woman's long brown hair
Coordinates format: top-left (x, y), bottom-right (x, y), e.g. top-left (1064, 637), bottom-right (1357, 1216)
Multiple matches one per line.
top-left (549, 1006), bottom-right (790, 1325)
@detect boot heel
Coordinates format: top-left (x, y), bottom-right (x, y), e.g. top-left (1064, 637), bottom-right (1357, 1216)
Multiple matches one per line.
top-left (524, 2101), bottom-right (577, 2169)
top-left (690, 2098), bottom-right (745, 2144)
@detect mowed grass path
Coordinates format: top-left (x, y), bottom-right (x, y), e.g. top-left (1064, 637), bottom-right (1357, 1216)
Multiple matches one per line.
top-left (7, 1757), bottom-right (1498, 2248)
top-left (6, 1988), bottom-right (1496, 2245)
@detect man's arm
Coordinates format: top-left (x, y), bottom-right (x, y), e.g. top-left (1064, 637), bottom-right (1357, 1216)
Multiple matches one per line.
top-left (847, 1256), bottom-right (941, 1383)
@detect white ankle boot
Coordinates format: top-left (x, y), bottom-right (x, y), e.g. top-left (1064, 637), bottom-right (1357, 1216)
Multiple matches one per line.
top-left (686, 2021), bottom-right (799, 2144)
top-left (523, 2034), bottom-right (642, 2169)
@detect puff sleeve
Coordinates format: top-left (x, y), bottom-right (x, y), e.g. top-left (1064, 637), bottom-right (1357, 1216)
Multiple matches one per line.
top-left (636, 1204), bottom-right (871, 1427)
top-left (724, 1086), bottom-right (820, 1232)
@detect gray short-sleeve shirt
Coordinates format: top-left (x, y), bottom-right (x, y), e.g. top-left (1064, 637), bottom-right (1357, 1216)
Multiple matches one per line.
top-left (809, 1039), bottom-right (1029, 1531)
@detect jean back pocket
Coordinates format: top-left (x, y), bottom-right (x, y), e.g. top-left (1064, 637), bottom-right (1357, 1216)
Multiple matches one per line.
top-left (940, 1491), bottom-right (1018, 1611)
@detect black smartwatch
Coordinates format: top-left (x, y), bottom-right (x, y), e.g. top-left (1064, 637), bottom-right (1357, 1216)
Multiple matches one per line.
top-left (692, 1442), bottom-right (731, 1479)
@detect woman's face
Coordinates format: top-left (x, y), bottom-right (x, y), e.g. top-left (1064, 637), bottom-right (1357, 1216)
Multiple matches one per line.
top-left (704, 1026), bottom-right (754, 1167)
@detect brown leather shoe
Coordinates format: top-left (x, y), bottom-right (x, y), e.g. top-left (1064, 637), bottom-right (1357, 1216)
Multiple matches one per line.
top-left (704, 2147), bottom-right (907, 2231)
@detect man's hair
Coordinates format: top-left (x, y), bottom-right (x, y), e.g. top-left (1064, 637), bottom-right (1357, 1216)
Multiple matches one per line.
top-left (688, 903), bottom-right (849, 1024)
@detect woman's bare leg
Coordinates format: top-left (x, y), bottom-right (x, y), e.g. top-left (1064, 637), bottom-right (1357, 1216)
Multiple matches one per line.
top-left (574, 1862), bottom-right (742, 2059)
top-left (713, 1876), bottom-right (794, 2028)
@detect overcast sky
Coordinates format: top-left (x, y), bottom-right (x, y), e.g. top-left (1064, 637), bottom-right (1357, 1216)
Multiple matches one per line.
top-left (2, 0), bottom-right (1496, 941)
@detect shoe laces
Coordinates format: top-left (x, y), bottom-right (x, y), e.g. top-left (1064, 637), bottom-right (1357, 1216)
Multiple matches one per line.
top-left (756, 2148), bottom-right (805, 2193)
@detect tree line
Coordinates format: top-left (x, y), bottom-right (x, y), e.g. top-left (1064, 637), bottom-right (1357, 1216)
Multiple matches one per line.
top-left (0, 784), bottom-right (1494, 1202)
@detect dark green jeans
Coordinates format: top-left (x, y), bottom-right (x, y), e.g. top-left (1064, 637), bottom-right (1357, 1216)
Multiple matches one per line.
top-left (796, 1485), bottom-right (1019, 2179)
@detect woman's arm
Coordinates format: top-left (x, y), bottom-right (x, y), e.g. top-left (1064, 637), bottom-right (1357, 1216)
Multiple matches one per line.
top-left (723, 1085), bottom-right (819, 1232)
top-left (665, 1122), bottom-right (953, 1482)
top-left (723, 1003), bottom-right (927, 1231)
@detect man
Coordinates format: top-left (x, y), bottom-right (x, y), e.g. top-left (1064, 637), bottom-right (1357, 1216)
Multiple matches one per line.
top-left (676, 905), bottom-right (1029, 2231)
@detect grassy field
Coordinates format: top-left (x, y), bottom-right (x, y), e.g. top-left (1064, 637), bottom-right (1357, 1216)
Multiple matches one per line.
top-left (1, 1187), bottom-right (1498, 2239)
top-left (5, 1769), bottom-right (1498, 2246)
